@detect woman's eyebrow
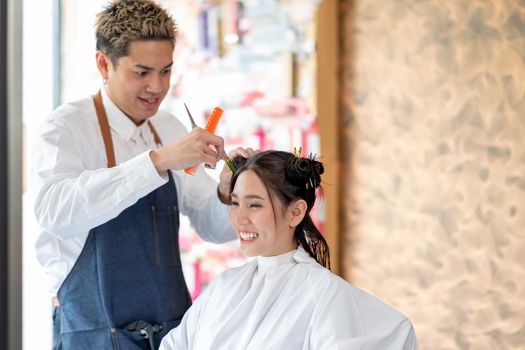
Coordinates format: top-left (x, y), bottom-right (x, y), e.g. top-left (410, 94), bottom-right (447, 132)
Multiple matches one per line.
top-left (244, 194), bottom-right (265, 200)
top-left (230, 193), bottom-right (265, 200)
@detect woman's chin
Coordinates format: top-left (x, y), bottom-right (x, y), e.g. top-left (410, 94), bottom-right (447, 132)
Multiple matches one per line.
top-left (239, 245), bottom-right (258, 258)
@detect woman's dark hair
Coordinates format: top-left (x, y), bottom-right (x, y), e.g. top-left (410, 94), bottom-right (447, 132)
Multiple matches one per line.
top-left (229, 150), bottom-right (330, 269)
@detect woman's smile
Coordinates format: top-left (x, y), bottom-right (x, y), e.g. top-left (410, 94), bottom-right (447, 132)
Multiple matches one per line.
top-left (239, 231), bottom-right (259, 242)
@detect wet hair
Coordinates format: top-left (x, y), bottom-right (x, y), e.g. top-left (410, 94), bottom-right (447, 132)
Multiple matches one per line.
top-left (229, 150), bottom-right (330, 269)
top-left (95, 0), bottom-right (177, 66)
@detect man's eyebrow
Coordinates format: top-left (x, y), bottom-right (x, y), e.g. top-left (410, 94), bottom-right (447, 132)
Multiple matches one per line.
top-left (161, 62), bottom-right (174, 70)
top-left (134, 62), bottom-right (173, 71)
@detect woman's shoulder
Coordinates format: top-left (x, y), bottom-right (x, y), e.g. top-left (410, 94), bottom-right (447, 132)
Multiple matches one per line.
top-left (213, 259), bottom-right (258, 283)
top-left (293, 250), bottom-right (408, 323)
top-left (314, 270), bottom-right (411, 328)
top-left (301, 262), bottom-right (416, 345)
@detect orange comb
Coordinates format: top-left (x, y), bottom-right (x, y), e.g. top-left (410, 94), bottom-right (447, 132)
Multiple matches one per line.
top-left (184, 107), bottom-right (224, 175)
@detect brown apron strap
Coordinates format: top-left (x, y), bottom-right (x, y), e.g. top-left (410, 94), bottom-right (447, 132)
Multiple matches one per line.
top-left (93, 90), bottom-right (116, 168)
top-left (93, 90), bottom-right (164, 167)
top-left (147, 121), bottom-right (163, 147)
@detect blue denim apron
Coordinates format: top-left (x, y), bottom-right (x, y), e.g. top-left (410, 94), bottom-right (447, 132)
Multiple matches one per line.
top-left (53, 91), bottom-right (191, 350)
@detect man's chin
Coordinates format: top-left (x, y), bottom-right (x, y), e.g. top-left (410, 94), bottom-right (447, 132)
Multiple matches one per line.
top-left (138, 108), bottom-right (159, 120)
top-left (128, 111), bottom-right (157, 125)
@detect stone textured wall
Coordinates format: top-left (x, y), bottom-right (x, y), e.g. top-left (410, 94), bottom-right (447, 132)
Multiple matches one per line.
top-left (340, 1), bottom-right (525, 349)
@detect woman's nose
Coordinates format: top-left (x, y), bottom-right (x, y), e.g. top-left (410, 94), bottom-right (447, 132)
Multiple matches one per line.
top-left (234, 207), bottom-right (250, 225)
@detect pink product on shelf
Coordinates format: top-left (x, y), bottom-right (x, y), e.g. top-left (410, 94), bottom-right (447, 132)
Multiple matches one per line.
top-left (254, 98), bottom-right (309, 117)
top-left (253, 127), bottom-right (266, 150)
top-left (191, 260), bottom-right (202, 301)
top-left (224, 0), bottom-right (240, 37)
top-left (179, 230), bottom-right (203, 251)
top-left (240, 91), bottom-right (264, 107)
top-left (301, 119), bottom-right (318, 156)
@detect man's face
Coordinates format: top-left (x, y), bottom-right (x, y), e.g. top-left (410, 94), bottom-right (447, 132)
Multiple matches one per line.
top-left (104, 40), bottom-right (173, 124)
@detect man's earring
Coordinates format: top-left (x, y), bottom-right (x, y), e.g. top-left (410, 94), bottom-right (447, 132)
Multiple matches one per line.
top-left (103, 78), bottom-right (108, 84)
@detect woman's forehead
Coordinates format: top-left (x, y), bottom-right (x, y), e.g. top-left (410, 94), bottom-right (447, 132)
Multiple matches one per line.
top-left (233, 171), bottom-right (266, 195)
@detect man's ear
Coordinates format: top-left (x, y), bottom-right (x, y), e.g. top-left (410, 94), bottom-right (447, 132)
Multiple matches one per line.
top-left (287, 199), bottom-right (307, 228)
top-left (96, 50), bottom-right (111, 80)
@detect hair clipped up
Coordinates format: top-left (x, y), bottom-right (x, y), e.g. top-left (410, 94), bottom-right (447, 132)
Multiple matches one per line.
top-left (231, 155), bottom-right (248, 172)
top-left (284, 155), bottom-right (324, 190)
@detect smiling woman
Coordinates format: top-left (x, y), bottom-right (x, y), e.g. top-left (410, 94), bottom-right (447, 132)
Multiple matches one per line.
top-left (229, 151), bottom-right (329, 265)
top-left (160, 150), bottom-right (419, 350)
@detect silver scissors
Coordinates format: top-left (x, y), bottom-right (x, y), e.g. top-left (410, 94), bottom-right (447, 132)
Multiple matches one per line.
top-left (183, 102), bottom-right (199, 129)
top-left (184, 102), bottom-right (216, 170)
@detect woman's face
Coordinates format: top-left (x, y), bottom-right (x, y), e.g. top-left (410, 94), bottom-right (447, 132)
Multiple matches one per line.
top-left (229, 170), bottom-right (296, 257)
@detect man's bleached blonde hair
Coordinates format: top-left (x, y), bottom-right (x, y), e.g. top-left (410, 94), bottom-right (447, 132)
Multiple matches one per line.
top-left (95, 0), bottom-right (177, 65)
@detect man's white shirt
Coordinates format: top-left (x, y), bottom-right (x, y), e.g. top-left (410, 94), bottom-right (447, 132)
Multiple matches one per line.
top-left (31, 87), bottom-right (235, 294)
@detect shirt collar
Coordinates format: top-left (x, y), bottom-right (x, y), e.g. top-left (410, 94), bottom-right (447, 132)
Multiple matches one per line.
top-left (256, 248), bottom-right (297, 271)
top-left (254, 245), bottom-right (319, 271)
top-left (100, 86), bottom-right (147, 143)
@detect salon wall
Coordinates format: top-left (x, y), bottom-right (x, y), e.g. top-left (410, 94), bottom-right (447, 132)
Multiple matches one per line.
top-left (340, 1), bottom-right (525, 349)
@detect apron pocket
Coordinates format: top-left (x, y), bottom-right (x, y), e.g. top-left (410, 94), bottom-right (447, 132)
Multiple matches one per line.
top-left (151, 205), bottom-right (182, 267)
top-left (61, 328), bottom-right (115, 350)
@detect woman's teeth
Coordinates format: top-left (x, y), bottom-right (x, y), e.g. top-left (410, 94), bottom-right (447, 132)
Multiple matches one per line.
top-left (240, 232), bottom-right (258, 240)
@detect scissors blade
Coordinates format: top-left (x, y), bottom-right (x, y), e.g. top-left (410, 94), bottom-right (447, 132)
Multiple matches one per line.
top-left (183, 102), bottom-right (198, 129)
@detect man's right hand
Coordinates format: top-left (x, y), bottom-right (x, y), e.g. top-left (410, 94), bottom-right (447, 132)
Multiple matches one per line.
top-left (149, 128), bottom-right (226, 174)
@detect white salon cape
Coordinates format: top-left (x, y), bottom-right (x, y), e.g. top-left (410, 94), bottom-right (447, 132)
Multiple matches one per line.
top-left (30, 87), bottom-right (236, 294)
top-left (160, 247), bottom-right (419, 350)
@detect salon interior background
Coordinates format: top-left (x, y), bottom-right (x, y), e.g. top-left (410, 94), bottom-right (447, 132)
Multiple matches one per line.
top-left (2, 0), bottom-right (525, 350)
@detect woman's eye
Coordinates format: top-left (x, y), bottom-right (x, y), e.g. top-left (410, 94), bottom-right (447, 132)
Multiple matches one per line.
top-left (249, 203), bottom-right (262, 208)
top-left (230, 201), bottom-right (239, 206)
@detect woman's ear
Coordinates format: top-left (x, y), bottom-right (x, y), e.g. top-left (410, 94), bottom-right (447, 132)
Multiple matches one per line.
top-left (287, 200), bottom-right (307, 228)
